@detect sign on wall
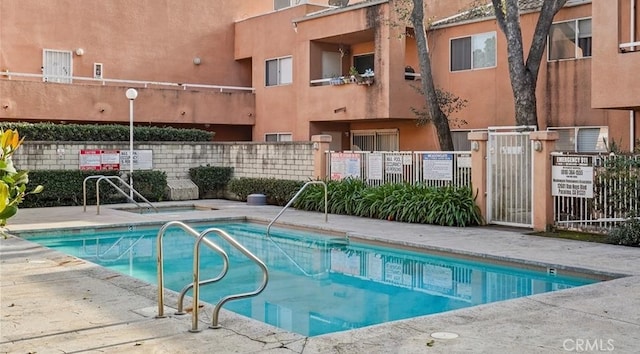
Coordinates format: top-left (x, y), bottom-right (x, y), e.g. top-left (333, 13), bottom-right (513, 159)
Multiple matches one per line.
top-left (79, 149), bottom-right (120, 170)
top-left (367, 153), bottom-right (383, 181)
top-left (423, 153), bottom-right (453, 181)
top-left (330, 153), bottom-right (361, 180)
top-left (384, 155), bottom-right (403, 174)
top-left (551, 155), bottom-right (594, 198)
top-left (79, 149), bottom-right (153, 170)
top-left (119, 150), bottom-right (153, 170)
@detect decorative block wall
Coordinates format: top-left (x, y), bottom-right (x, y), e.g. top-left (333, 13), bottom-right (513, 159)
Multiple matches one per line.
top-left (14, 141), bottom-right (315, 181)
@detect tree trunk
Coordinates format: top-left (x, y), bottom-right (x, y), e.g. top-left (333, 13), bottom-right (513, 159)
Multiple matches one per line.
top-left (410, 0), bottom-right (454, 150)
top-left (492, 0), bottom-right (568, 128)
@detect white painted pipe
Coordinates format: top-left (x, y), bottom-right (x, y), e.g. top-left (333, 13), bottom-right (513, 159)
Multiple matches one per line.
top-left (632, 110), bottom-right (636, 152)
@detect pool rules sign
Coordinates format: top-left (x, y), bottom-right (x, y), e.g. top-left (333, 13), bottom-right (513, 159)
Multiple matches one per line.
top-left (551, 155), bottom-right (594, 198)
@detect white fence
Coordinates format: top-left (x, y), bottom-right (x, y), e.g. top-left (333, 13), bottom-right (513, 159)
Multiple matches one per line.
top-left (553, 153), bottom-right (640, 233)
top-left (325, 151), bottom-right (472, 188)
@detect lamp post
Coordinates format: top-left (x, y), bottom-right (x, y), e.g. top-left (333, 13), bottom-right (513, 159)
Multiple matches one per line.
top-left (125, 88), bottom-right (138, 200)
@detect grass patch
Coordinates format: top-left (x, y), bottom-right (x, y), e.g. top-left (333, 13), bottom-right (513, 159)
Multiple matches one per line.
top-left (528, 230), bottom-right (610, 244)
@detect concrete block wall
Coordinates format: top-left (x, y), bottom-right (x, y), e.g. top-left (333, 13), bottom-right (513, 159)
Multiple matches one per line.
top-left (14, 141), bottom-right (315, 181)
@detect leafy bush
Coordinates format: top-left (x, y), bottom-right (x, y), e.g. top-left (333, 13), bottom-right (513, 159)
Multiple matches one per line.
top-left (607, 216), bottom-right (640, 247)
top-left (228, 177), bottom-right (304, 206)
top-left (189, 165), bottom-right (233, 198)
top-left (294, 180), bottom-right (483, 227)
top-left (126, 170), bottom-right (168, 202)
top-left (0, 122), bottom-right (213, 142)
top-left (23, 170), bottom-right (168, 207)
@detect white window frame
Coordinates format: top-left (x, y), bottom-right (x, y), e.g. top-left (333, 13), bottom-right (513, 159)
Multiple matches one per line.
top-left (265, 132), bottom-right (293, 142)
top-left (274, 0), bottom-right (306, 11)
top-left (42, 49), bottom-right (73, 83)
top-left (350, 129), bottom-right (399, 152)
top-left (547, 17), bottom-right (592, 61)
top-left (451, 130), bottom-right (472, 151)
top-left (265, 56), bottom-right (293, 87)
top-left (353, 52), bottom-right (375, 74)
top-left (450, 31), bottom-right (497, 72)
top-left (548, 126), bottom-right (608, 152)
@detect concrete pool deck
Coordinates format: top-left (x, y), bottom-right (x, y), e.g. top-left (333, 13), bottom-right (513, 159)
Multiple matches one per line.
top-left (1, 200), bottom-right (639, 353)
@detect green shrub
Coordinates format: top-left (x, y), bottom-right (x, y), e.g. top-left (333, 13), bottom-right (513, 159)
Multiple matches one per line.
top-left (0, 122), bottom-right (213, 142)
top-left (228, 177), bottom-right (304, 206)
top-left (294, 180), bottom-right (483, 227)
top-left (126, 170), bottom-right (168, 202)
top-left (607, 216), bottom-right (640, 247)
top-left (189, 165), bottom-right (233, 198)
top-left (23, 170), bottom-right (168, 207)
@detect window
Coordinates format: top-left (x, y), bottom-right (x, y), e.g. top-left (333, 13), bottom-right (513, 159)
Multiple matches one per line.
top-left (548, 18), bottom-right (592, 60)
top-left (450, 32), bottom-right (496, 71)
top-left (265, 56), bottom-right (292, 86)
top-left (451, 130), bottom-right (472, 151)
top-left (618, 0), bottom-right (640, 52)
top-left (265, 133), bottom-right (293, 142)
top-left (43, 49), bottom-right (73, 83)
top-left (353, 54), bottom-right (374, 74)
top-left (548, 127), bottom-right (608, 152)
top-left (351, 129), bottom-right (399, 151)
top-left (274, 0), bottom-right (306, 10)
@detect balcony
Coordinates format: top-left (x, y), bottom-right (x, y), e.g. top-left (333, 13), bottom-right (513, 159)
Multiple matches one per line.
top-left (0, 72), bottom-right (256, 127)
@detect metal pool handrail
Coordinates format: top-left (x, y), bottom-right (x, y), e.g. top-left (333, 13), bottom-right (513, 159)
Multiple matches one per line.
top-left (266, 180), bottom-right (328, 237)
top-left (155, 221), bottom-right (269, 332)
top-left (192, 228), bottom-right (269, 331)
top-left (155, 221), bottom-right (229, 320)
top-left (96, 176), bottom-right (158, 214)
top-left (82, 175), bottom-right (158, 214)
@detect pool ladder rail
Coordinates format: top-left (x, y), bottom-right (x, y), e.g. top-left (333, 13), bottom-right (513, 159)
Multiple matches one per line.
top-left (82, 235), bottom-right (146, 262)
top-left (266, 180), bottom-right (328, 237)
top-left (155, 221), bottom-right (269, 333)
top-left (265, 180), bottom-right (349, 278)
top-left (82, 175), bottom-right (158, 215)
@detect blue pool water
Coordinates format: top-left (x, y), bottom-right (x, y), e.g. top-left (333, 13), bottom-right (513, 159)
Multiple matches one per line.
top-left (22, 222), bottom-right (599, 336)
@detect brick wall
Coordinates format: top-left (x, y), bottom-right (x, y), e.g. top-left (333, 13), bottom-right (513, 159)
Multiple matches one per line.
top-left (14, 141), bottom-right (315, 181)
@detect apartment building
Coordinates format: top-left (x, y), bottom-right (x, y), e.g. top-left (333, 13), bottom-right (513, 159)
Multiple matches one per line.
top-left (1, 0), bottom-right (638, 151)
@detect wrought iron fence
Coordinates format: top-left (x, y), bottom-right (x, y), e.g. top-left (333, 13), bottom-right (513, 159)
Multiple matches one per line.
top-left (325, 151), bottom-right (472, 188)
top-left (553, 153), bottom-right (640, 233)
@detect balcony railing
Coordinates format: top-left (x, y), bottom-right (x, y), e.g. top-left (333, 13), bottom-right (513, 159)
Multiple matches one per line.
top-left (0, 71), bottom-right (255, 93)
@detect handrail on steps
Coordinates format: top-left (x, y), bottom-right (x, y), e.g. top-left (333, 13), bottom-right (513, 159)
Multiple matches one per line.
top-left (266, 180), bottom-right (327, 237)
top-left (82, 175), bottom-right (158, 214)
top-left (155, 221), bottom-right (269, 332)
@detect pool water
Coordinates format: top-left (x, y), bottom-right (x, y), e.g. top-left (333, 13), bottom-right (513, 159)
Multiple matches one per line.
top-left (22, 222), bottom-right (599, 337)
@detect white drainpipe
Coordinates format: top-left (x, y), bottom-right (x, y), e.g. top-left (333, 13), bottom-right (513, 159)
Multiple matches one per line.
top-left (632, 111), bottom-right (636, 152)
top-left (630, 0), bottom-right (636, 151)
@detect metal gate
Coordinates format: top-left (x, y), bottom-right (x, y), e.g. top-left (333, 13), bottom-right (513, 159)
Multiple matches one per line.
top-left (487, 127), bottom-right (534, 227)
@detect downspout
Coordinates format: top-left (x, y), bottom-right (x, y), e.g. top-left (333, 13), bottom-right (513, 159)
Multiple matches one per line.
top-left (632, 110), bottom-right (636, 152)
top-left (630, 1), bottom-right (636, 152)
top-left (632, 0), bottom-right (636, 51)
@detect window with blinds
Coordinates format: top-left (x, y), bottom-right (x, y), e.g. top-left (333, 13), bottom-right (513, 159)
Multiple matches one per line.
top-left (450, 32), bottom-right (496, 71)
top-left (549, 127), bottom-right (608, 152)
top-left (351, 129), bottom-right (399, 151)
top-left (548, 18), bottom-right (592, 60)
top-left (265, 56), bottom-right (293, 86)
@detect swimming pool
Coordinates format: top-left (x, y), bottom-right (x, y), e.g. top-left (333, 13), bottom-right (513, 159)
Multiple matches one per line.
top-left (21, 221), bottom-right (601, 337)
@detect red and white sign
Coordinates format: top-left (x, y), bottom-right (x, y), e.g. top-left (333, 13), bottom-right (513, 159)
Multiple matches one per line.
top-left (79, 150), bottom-right (102, 170)
top-left (79, 149), bottom-right (120, 170)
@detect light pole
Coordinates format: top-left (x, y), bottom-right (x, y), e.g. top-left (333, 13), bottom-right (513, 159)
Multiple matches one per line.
top-left (125, 88), bottom-right (138, 200)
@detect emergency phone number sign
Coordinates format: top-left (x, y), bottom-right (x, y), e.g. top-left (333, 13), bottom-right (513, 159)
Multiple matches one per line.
top-left (551, 155), bottom-right (594, 198)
